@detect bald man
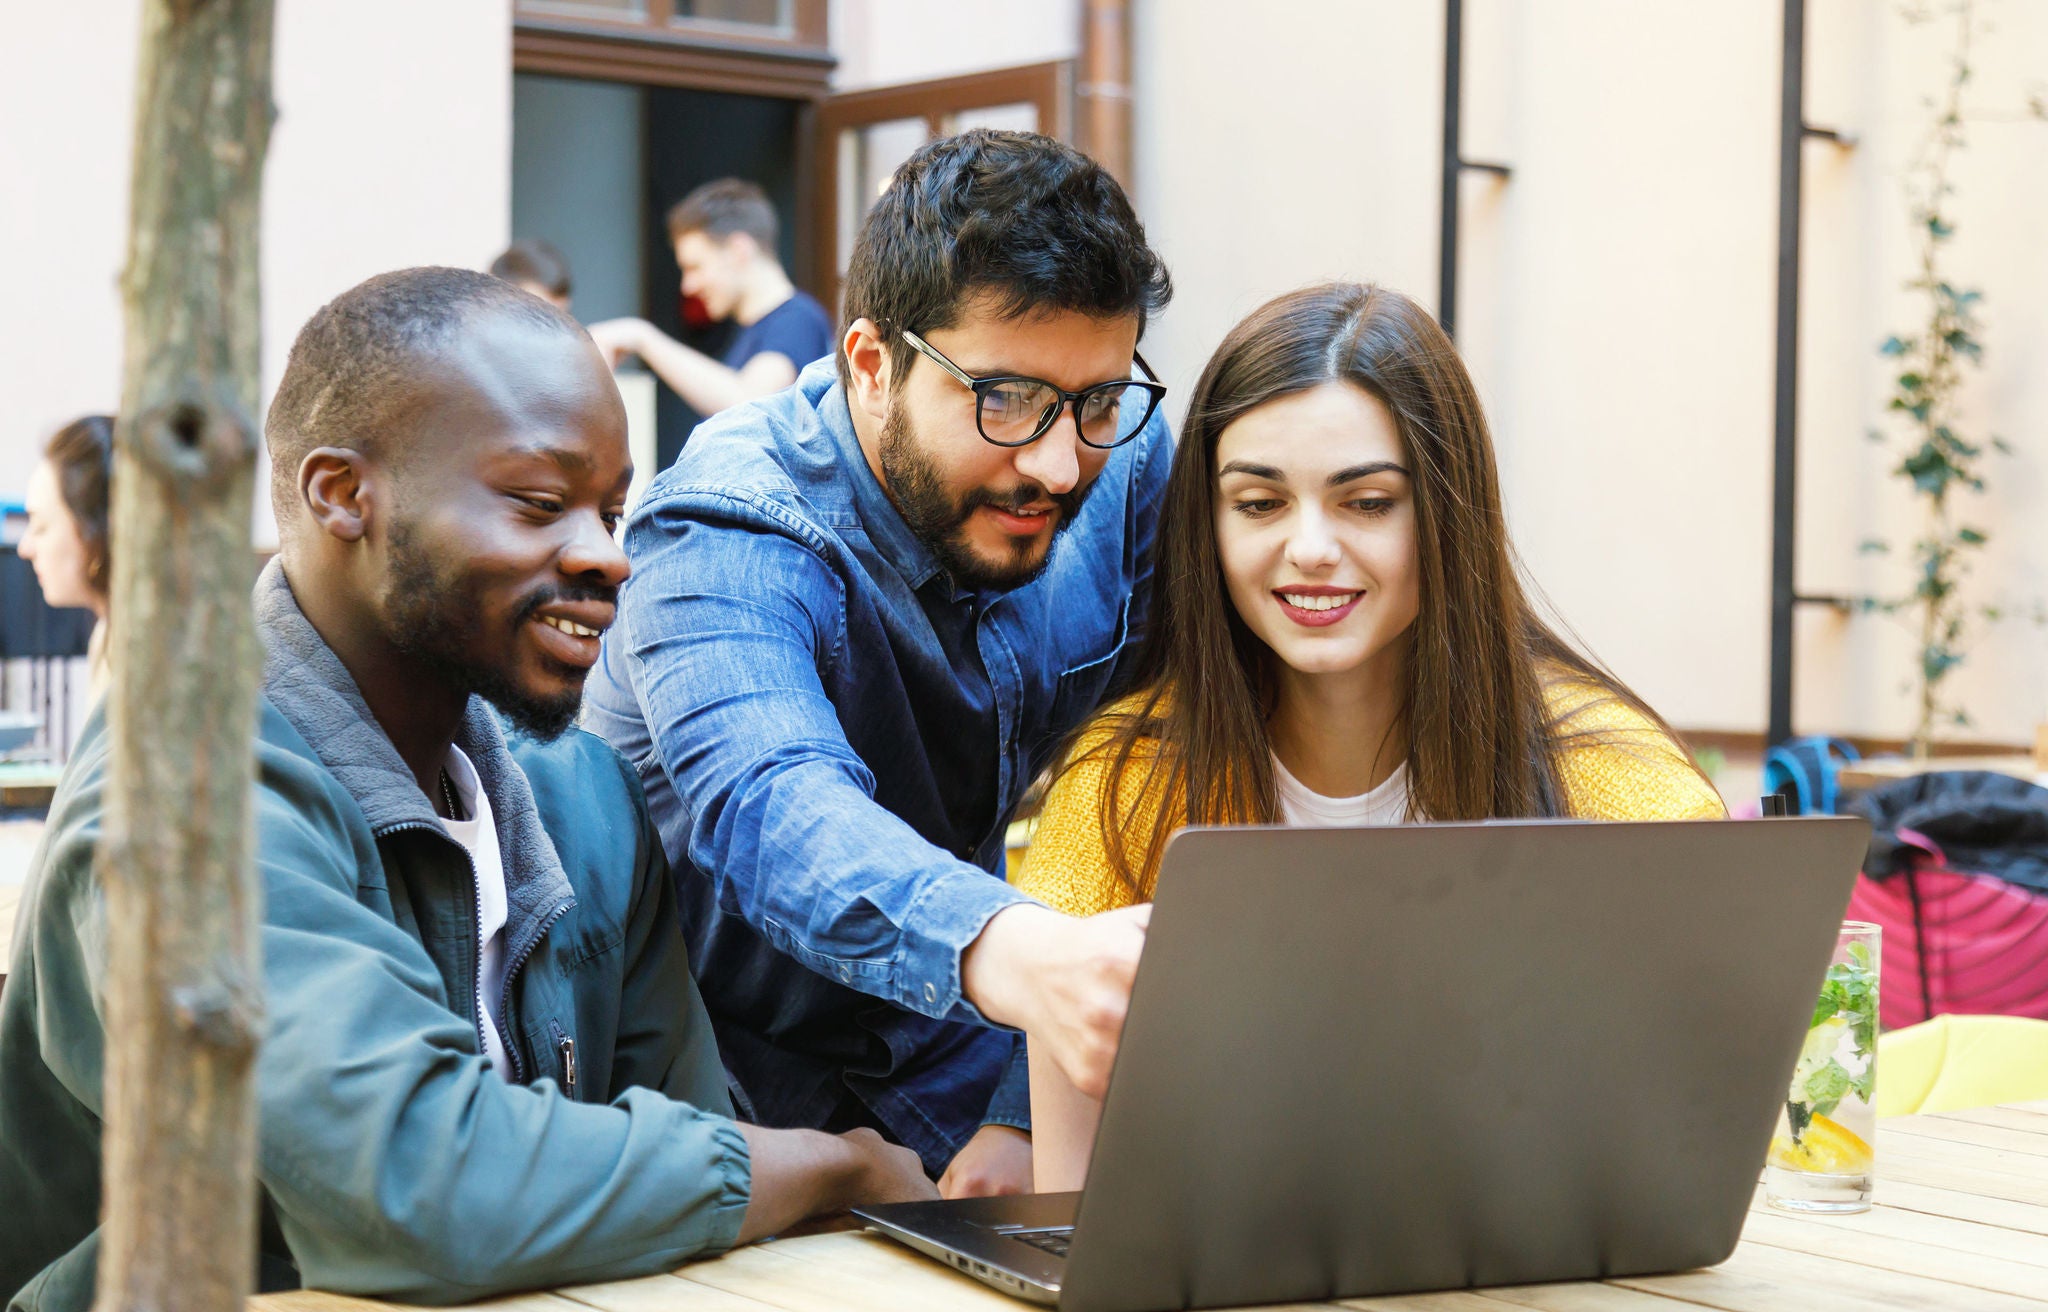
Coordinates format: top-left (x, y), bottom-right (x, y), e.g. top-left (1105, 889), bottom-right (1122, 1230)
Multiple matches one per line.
top-left (0, 267), bottom-right (930, 1312)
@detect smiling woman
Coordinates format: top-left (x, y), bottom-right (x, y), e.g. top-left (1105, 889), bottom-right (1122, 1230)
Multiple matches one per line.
top-left (1015, 282), bottom-right (1726, 1191)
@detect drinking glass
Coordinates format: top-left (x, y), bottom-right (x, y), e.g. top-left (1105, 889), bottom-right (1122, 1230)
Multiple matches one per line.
top-left (1766, 921), bottom-right (1880, 1212)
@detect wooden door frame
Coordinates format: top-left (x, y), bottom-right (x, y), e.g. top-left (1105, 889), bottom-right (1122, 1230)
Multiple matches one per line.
top-left (511, 9), bottom-right (835, 296)
top-left (809, 60), bottom-right (1073, 309)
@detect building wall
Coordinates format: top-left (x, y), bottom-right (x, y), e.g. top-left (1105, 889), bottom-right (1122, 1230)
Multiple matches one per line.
top-left (830, 0), bottom-right (1080, 92)
top-left (1134, 0), bottom-right (2048, 742)
top-left (3, 2), bottom-right (512, 545)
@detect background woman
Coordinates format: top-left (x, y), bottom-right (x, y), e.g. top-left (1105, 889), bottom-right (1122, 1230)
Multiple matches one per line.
top-left (18, 414), bottom-right (115, 692)
top-left (1016, 283), bottom-right (1724, 1189)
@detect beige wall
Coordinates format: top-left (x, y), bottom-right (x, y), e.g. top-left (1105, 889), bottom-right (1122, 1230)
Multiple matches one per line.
top-left (830, 0), bottom-right (1079, 92)
top-left (4, 1), bottom-right (512, 544)
top-left (1134, 0), bottom-right (2048, 741)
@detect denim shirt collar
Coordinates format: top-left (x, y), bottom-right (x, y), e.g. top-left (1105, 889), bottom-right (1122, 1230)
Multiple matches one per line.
top-left (810, 364), bottom-right (947, 593)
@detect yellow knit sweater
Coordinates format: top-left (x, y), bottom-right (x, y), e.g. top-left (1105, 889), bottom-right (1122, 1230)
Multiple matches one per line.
top-left (1014, 679), bottom-right (1727, 917)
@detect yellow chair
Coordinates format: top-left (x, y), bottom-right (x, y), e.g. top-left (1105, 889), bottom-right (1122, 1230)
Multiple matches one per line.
top-left (1876, 1015), bottom-right (2048, 1117)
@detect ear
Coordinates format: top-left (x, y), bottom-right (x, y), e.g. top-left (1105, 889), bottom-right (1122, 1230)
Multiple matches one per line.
top-left (298, 447), bottom-right (375, 544)
top-left (726, 232), bottom-right (762, 265)
top-left (843, 318), bottom-right (892, 424)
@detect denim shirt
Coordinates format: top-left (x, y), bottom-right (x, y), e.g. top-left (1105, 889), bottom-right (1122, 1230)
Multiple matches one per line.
top-left (584, 358), bottom-right (1169, 1172)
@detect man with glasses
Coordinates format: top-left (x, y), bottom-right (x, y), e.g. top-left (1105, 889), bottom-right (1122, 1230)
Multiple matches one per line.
top-left (585, 130), bottom-right (1172, 1198)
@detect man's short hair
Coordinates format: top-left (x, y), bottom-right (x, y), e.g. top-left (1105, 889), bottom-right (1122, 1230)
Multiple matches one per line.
top-left (488, 239), bottom-right (573, 300)
top-left (838, 129), bottom-right (1172, 391)
top-left (265, 266), bottom-right (581, 530)
top-left (665, 178), bottom-right (778, 252)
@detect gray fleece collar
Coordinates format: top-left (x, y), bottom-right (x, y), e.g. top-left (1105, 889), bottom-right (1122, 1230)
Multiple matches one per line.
top-left (254, 559), bottom-right (575, 940)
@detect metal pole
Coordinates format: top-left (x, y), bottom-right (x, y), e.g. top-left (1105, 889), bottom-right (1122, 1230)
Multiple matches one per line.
top-left (1439, 0), bottom-right (1463, 338)
top-left (1768, 0), bottom-right (1804, 747)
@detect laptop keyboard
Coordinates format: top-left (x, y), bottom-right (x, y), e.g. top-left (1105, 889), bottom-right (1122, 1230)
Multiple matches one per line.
top-left (1008, 1227), bottom-right (1073, 1258)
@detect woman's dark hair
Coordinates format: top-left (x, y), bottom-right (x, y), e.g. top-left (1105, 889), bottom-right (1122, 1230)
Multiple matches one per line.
top-left (43, 414), bottom-right (115, 599)
top-left (1075, 283), bottom-right (1700, 895)
top-left (488, 239), bottom-right (573, 300)
top-left (837, 129), bottom-right (1172, 390)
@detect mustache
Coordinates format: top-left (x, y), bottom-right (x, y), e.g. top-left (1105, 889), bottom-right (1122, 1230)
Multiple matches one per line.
top-left (511, 581), bottom-right (619, 626)
top-left (957, 482), bottom-right (1085, 521)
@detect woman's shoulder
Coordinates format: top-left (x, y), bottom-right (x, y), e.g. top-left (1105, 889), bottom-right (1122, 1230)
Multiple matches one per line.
top-left (1016, 690), bottom-right (1179, 916)
top-left (1538, 670), bottom-right (1727, 821)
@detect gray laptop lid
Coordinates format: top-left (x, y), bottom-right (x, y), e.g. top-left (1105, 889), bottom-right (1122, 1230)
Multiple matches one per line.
top-left (1058, 817), bottom-right (1869, 1312)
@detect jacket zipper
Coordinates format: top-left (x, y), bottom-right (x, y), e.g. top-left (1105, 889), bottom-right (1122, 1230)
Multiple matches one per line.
top-left (499, 900), bottom-right (571, 1085)
top-left (381, 821), bottom-right (499, 1072)
top-left (382, 820), bottom-right (571, 1086)
top-left (549, 1018), bottom-right (578, 1100)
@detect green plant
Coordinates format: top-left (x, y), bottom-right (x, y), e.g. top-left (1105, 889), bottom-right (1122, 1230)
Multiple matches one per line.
top-left (1858, 0), bottom-right (2043, 758)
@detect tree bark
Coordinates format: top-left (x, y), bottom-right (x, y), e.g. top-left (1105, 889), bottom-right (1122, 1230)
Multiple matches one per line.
top-left (93, 3), bottom-right (274, 1312)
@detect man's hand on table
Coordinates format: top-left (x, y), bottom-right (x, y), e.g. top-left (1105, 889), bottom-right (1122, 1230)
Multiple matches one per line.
top-left (938, 1124), bottom-right (1033, 1198)
top-left (962, 902), bottom-right (1152, 1101)
top-left (736, 1125), bottom-right (936, 1243)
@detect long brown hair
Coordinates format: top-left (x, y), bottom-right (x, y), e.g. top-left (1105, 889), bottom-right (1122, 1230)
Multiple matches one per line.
top-left (1076, 282), bottom-right (1696, 895)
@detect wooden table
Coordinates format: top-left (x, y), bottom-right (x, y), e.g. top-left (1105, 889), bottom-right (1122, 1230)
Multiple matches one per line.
top-left (252, 1102), bottom-right (2048, 1312)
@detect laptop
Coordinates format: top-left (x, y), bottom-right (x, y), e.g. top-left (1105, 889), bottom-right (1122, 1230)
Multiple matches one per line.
top-left (856, 816), bottom-right (1870, 1311)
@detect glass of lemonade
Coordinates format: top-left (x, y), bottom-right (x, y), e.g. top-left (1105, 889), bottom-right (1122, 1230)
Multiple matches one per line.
top-left (1766, 921), bottom-right (1880, 1212)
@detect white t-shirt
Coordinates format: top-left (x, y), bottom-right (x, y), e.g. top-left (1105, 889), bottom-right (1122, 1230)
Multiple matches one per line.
top-left (1273, 755), bottom-right (1411, 827)
top-left (439, 744), bottom-right (513, 1080)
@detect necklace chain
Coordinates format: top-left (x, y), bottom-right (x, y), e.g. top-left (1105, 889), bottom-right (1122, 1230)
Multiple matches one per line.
top-left (438, 768), bottom-right (461, 822)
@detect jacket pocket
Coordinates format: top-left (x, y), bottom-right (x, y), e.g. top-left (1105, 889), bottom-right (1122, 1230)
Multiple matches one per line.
top-left (548, 1018), bottom-right (579, 1101)
top-left (1048, 592), bottom-right (1133, 734)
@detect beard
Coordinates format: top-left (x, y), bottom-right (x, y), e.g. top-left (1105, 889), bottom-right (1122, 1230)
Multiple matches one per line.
top-left (877, 403), bottom-right (1094, 593)
top-left (380, 521), bottom-right (607, 741)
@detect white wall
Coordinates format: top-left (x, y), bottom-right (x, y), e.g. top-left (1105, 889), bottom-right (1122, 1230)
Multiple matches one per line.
top-left (1, 7), bottom-right (139, 489)
top-left (830, 0), bottom-right (1080, 92)
top-left (1134, 0), bottom-right (2048, 742)
top-left (4, 1), bottom-right (512, 545)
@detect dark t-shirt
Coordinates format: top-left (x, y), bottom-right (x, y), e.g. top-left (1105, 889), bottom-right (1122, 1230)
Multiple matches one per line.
top-left (721, 290), bottom-right (835, 375)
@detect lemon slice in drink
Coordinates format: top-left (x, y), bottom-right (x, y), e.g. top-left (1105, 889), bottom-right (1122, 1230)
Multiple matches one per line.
top-left (1769, 1114), bottom-right (1873, 1173)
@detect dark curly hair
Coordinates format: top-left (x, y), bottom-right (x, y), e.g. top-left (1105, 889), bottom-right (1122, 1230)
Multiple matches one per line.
top-left (837, 129), bottom-right (1172, 390)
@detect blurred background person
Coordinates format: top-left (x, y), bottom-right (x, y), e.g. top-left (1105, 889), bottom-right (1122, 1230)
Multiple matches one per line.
top-left (18, 415), bottom-right (114, 694)
top-left (587, 178), bottom-right (832, 421)
top-left (488, 238), bottom-right (574, 311)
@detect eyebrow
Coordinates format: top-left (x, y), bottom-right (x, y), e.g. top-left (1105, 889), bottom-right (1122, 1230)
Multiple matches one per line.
top-left (1216, 459), bottom-right (1410, 486)
top-left (498, 443), bottom-right (593, 476)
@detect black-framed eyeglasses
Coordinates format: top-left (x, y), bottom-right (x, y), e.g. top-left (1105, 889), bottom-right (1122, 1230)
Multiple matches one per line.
top-left (900, 328), bottom-right (1168, 450)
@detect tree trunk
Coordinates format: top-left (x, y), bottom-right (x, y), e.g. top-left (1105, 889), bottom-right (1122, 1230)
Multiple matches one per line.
top-left (93, 3), bottom-right (274, 1312)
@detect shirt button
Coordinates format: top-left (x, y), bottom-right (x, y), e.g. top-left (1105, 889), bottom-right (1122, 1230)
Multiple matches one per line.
top-left (838, 965), bottom-right (852, 982)
top-left (924, 982), bottom-right (938, 1004)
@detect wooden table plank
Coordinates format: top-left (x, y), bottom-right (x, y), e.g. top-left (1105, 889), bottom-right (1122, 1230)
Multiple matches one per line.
top-left (1619, 1241), bottom-right (2048, 1311)
top-left (670, 1232), bottom-right (1101, 1312)
top-left (1878, 1134), bottom-right (2048, 1205)
top-left (1738, 1208), bottom-right (2048, 1298)
top-left (1937, 1106), bottom-right (2048, 1135)
top-left (1866, 1177), bottom-right (2048, 1235)
top-left (1888, 1115), bottom-right (2048, 1158)
top-left (1389, 1284), bottom-right (1701, 1309)
top-left (1742, 1187), bottom-right (2048, 1267)
top-left (554, 1272), bottom-right (792, 1312)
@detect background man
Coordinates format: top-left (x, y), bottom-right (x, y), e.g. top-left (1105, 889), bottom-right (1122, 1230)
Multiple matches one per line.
top-left (587, 178), bottom-right (833, 420)
top-left (585, 131), bottom-right (1173, 1199)
top-left (0, 268), bottom-right (928, 1312)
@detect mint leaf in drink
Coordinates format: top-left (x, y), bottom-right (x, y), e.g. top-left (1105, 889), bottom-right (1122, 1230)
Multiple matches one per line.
top-left (1806, 1060), bottom-right (1853, 1118)
top-left (1786, 1099), bottom-right (1813, 1142)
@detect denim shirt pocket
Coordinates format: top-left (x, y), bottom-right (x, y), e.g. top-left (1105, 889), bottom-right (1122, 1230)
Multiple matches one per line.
top-left (1047, 590), bottom-right (1133, 735)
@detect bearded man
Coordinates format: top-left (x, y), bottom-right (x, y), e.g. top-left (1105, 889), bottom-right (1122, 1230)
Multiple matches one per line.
top-left (0, 268), bottom-right (931, 1312)
top-left (584, 130), bottom-right (1174, 1198)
